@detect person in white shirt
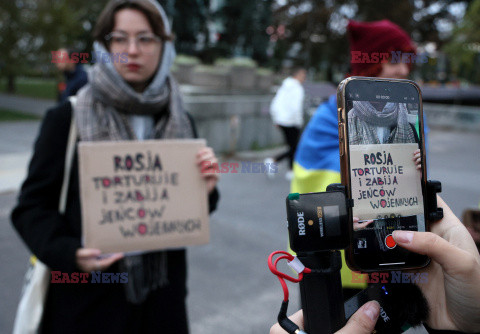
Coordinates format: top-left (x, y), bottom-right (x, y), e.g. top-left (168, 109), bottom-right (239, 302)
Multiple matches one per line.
top-left (267, 67), bottom-right (306, 180)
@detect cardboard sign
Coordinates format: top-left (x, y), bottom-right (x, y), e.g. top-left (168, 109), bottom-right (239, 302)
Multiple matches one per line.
top-left (78, 139), bottom-right (209, 254)
top-left (350, 143), bottom-right (424, 220)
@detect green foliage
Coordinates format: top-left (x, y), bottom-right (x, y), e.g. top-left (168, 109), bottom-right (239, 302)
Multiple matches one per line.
top-left (0, 108), bottom-right (41, 122)
top-left (443, 0), bottom-right (480, 84)
top-left (0, 77), bottom-right (57, 100)
top-left (214, 57), bottom-right (257, 68)
top-left (272, 0), bottom-right (469, 81)
top-left (213, 0), bottom-right (274, 64)
top-left (175, 54), bottom-right (201, 66)
top-left (160, 0), bottom-right (210, 55)
top-left (257, 67), bottom-right (274, 76)
top-left (0, 0), bottom-right (104, 92)
top-left (250, 140), bottom-right (261, 151)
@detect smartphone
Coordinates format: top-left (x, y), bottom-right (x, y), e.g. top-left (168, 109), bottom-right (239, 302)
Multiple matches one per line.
top-left (337, 77), bottom-right (430, 272)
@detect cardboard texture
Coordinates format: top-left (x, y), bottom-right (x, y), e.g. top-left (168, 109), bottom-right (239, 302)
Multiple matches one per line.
top-left (350, 143), bottom-right (424, 220)
top-left (78, 139), bottom-right (209, 254)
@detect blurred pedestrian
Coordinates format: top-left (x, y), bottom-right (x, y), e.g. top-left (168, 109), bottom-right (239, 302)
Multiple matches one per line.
top-left (54, 48), bottom-right (88, 103)
top-left (291, 19), bottom-right (426, 299)
top-left (266, 67), bottom-right (306, 180)
top-left (11, 1), bottom-right (219, 333)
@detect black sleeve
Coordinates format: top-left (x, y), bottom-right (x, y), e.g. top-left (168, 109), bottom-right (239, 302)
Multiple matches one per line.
top-left (11, 102), bottom-right (82, 272)
top-left (185, 112), bottom-right (220, 213)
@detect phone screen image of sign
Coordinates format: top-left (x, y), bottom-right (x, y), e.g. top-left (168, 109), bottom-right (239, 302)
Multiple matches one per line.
top-left (346, 100), bottom-right (425, 256)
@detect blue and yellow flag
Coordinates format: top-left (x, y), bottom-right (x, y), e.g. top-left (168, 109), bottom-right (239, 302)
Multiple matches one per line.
top-left (291, 95), bottom-right (367, 289)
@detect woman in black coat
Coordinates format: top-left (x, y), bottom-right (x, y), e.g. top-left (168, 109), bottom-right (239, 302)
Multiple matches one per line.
top-left (11, 1), bottom-right (219, 333)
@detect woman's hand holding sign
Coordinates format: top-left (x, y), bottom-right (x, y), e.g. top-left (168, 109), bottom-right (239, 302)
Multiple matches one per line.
top-left (197, 147), bottom-right (219, 194)
top-left (76, 248), bottom-right (124, 272)
top-left (353, 217), bottom-right (374, 231)
top-left (413, 148), bottom-right (421, 170)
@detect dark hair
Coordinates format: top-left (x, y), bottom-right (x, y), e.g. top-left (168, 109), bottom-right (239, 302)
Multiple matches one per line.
top-left (93, 0), bottom-right (174, 49)
top-left (291, 67), bottom-right (306, 77)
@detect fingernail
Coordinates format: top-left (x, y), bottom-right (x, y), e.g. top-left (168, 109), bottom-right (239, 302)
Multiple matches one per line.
top-left (393, 230), bottom-right (414, 243)
top-left (363, 301), bottom-right (380, 322)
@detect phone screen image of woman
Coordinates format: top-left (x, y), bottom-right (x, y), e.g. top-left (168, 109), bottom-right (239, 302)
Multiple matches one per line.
top-left (346, 98), bottom-right (426, 267)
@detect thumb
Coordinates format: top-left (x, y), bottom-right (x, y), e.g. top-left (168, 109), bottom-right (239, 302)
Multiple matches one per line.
top-left (76, 248), bottom-right (101, 259)
top-left (392, 230), bottom-right (475, 275)
top-left (336, 301), bottom-right (380, 334)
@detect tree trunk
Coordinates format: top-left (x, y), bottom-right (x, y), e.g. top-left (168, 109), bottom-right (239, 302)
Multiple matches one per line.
top-left (7, 74), bottom-right (15, 93)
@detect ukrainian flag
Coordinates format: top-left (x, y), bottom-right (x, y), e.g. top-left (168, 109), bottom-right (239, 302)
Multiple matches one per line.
top-left (291, 95), bottom-right (367, 289)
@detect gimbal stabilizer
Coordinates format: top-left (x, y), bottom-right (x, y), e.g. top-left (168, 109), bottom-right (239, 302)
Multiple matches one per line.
top-left (269, 180), bottom-right (442, 334)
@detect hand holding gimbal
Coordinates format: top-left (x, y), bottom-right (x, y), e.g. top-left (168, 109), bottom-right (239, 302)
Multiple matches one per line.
top-left (268, 181), bottom-right (443, 334)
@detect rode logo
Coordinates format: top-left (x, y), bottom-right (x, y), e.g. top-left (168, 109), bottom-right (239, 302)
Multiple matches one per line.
top-left (297, 211), bottom-right (305, 236)
top-left (380, 306), bottom-right (390, 322)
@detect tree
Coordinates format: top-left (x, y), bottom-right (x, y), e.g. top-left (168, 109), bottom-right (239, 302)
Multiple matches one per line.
top-left (444, 0), bottom-right (480, 83)
top-left (270, 0), bottom-right (469, 81)
top-left (0, 0), bottom-right (103, 93)
top-left (161, 0), bottom-right (208, 54)
top-left (213, 0), bottom-right (273, 64)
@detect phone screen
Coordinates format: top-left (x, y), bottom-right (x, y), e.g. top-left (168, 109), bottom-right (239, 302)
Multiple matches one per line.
top-left (344, 79), bottom-right (428, 270)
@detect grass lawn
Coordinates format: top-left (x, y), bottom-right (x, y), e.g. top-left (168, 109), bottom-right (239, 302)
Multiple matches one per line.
top-left (0, 77), bottom-right (57, 100)
top-left (0, 108), bottom-right (41, 122)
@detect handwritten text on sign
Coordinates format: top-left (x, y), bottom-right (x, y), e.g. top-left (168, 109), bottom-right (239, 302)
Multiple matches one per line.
top-left (78, 140), bottom-right (209, 254)
top-left (350, 143), bottom-right (424, 220)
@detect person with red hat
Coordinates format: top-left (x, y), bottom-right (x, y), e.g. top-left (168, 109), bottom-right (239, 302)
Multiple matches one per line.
top-left (290, 19), bottom-right (426, 300)
top-left (347, 19), bottom-right (415, 79)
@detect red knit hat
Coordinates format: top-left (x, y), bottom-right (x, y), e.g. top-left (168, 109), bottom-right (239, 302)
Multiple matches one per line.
top-left (347, 19), bottom-right (415, 77)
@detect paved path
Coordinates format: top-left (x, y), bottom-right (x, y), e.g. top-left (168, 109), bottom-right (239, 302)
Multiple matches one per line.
top-left (0, 121), bottom-right (40, 193)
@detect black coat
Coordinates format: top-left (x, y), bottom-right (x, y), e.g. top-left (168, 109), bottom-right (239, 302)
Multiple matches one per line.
top-left (58, 64), bottom-right (88, 103)
top-left (11, 101), bottom-right (219, 333)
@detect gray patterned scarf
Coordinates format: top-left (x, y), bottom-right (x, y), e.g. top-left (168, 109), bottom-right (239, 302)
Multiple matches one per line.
top-left (348, 101), bottom-right (416, 145)
top-left (73, 1), bottom-right (194, 304)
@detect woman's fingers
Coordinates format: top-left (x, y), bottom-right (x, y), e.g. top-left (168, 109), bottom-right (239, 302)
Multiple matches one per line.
top-left (195, 148), bottom-right (219, 193)
top-left (95, 253), bottom-right (124, 271)
top-left (197, 147), bottom-right (218, 174)
top-left (393, 230), bottom-right (479, 275)
top-left (356, 220), bottom-right (374, 229)
top-left (336, 301), bottom-right (380, 334)
top-left (76, 249), bottom-right (124, 272)
top-left (196, 147), bottom-right (216, 163)
top-left (269, 302), bottom-right (379, 334)
top-left (76, 248), bottom-right (101, 259)
top-left (413, 149), bottom-right (422, 169)
top-left (353, 217), bottom-right (374, 231)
